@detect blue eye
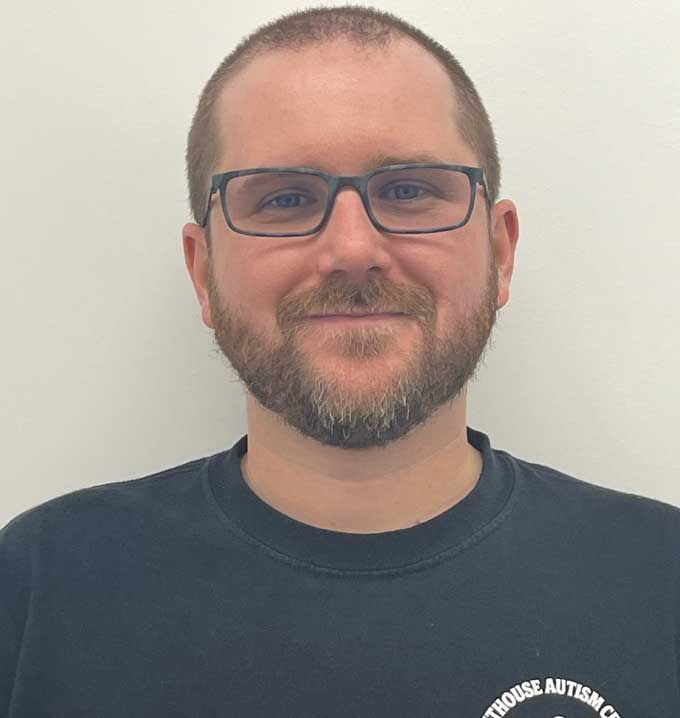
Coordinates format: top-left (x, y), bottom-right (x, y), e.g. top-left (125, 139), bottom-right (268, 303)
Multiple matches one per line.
top-left (266, 193), bottom-right (307, 208)
top-left (381, 184), bottom-right (430, 201)
top-left (258, 192), bottom-right (321, 212)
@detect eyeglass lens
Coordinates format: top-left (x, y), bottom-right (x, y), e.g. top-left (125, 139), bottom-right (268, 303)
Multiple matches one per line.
top-left (224, 168), bottom-right (473, 235)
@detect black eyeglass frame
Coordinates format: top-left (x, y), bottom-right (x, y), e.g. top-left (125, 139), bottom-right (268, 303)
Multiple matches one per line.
top-left (200, 163), bottom-right (489, 237)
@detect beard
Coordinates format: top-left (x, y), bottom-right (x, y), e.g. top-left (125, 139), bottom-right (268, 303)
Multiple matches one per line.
top-left (206, 243), bottom-right (499, 450)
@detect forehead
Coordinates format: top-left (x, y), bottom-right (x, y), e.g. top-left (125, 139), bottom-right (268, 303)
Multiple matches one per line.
top-left (214, 37), bottom-right (476, 173)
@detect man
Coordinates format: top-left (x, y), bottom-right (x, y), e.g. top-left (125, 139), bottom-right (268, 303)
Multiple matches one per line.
top-left (1, 6), bottom-right (678, 718)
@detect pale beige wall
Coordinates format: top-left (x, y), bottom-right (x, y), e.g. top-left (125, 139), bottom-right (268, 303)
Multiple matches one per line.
top-left (1, 0), bottom-right (679, 525)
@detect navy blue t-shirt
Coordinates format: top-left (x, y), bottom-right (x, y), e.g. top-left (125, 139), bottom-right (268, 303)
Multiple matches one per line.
top-left (2, 426), bottom-right (679, 717)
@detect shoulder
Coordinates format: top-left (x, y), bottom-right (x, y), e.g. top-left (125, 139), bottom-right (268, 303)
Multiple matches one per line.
top-left (0, 452), bottom-right (217, 560)
top-left (499, 448), bottom-right (680, 540)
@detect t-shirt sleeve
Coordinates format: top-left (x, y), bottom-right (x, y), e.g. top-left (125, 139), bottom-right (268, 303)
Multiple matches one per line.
top-left (667, 507), bottom-right (680, 695)
top-left (0, 513), bottom-right (34, 717)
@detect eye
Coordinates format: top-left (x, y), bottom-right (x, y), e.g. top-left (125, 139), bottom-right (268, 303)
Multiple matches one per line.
top-left (257, 191), bottom-right (322, 213)
top-left (379, 183), bottom-right (432, 201)
top-left (264, 193), bottom-right (309, 209)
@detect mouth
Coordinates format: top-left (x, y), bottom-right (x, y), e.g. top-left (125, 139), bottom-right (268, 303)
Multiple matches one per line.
top-left (304, 312), bottom-right (408, 323)
top-left (306, 312), bottom-right (406, 318)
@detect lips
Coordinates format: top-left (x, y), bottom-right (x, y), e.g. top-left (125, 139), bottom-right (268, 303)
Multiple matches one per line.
top-left (308, 312), bottom-right (404, 318)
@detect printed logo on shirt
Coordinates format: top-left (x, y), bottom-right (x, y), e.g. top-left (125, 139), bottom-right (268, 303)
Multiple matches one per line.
top-left (481, 676), bottom-right (622, 717)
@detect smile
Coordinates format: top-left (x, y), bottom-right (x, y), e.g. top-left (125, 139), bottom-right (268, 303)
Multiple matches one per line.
top-left (305, 313), bottom-right (408, 323)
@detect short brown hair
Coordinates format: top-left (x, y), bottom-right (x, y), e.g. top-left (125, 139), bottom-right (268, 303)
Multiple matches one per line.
top-left (185, 4), bottom-right (501, 241)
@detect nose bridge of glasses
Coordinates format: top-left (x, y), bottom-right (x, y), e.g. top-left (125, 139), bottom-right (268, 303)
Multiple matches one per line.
top-left (334, 175), bottom-right (368, 193)
top-left (325, 175), bottom-right (373, 220)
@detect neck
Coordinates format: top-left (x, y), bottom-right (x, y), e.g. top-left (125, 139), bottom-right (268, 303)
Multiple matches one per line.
top-left (239, 395), bottom-right (483, 534)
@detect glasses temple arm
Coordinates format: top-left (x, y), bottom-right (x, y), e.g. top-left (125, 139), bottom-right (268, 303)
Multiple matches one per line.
top-left (200, 187), bottom-right (218, 228)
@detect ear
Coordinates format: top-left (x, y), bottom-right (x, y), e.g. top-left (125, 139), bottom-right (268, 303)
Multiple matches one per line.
top-left (489, 199), bottom-right (520, 310)
top-left (182, 222), bottom-right (215, 329)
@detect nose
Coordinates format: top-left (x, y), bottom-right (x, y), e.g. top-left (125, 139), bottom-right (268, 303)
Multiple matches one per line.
top-left (320, 184), bottom-right (381, 237)
top-left (312, 184), bottom-right (395, 283)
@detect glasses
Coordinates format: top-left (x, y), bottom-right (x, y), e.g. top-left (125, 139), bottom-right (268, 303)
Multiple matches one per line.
top-left (201, 163), bottom-right (488, 237)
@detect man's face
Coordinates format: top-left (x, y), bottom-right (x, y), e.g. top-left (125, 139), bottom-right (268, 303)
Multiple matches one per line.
top-left (192, 38), bottom-right (507, 450)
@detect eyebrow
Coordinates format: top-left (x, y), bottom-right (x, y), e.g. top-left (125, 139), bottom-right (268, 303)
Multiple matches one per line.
top-left (244, 152), bottom-right (452, 174)
top-left (365, 152), bottom-right (450, 169)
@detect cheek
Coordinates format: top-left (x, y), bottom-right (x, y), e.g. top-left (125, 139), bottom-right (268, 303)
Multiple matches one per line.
top-left (434, 255), bottom-right (490, 320)
top-left (239, 266), bottom-right (291, 333)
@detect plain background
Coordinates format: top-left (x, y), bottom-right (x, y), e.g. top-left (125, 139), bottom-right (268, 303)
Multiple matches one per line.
top-left (1, 0), bottom-right (679, 526)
